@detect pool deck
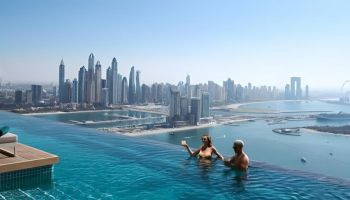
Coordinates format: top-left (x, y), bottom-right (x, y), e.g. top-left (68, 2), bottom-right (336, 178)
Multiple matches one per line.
top-left (0, 143), bottom-right (59, 173)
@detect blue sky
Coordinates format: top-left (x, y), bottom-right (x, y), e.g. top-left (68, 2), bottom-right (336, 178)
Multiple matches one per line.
top-left (1, 0), bottom-right (350, 90)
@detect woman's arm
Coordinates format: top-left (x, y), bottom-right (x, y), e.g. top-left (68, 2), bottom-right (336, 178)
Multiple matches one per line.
top-left (182, 144), bottom-right (200, 157)
top-left (212, 146), bottom-right (224, 160)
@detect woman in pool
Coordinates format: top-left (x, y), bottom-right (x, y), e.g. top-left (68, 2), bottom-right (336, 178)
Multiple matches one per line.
top-left (181, 135), bottom-right (224, 160)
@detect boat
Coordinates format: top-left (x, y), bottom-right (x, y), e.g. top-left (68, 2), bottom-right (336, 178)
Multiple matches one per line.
top-left (316, 112), bottom-right (350, 121)
top-left (272, 128), bottom-right (301, 136)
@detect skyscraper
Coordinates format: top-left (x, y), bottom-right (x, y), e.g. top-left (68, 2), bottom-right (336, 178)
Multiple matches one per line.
top-left (186, 74), bottom-right (191, 99)
top-left (201, 92), bottom-right (210, 118)
top-left (141, 84), bottom-right (150, 103)
top-left (86, 53), bottom-right (95, 104)
top-left (180, 96), bottom-right (189, 120)
top-left (121, 77), bottom-right (128, 104)
top-left (305, 85), bottom-right (309, 100)
top-left (95, 61), bottom-right (102, 103)
top-left (31, 85), bottom-right (42, 105)
top-left (59, 59), bottom-right (65, 103)
top-left (78, 66), bottom-right (86, 103)
top-left (72, 78), bottom-right (78, 103)
top-left (111, 58), bottom-right (118, 104)
top-left (63, 79), bottom-right (72, 103)
top-left (25, 90), bottom-right (33, 104)
top-left (224, 78), bottom-right (234, 103)
top-left (190, 98), bottom-right (201, 125)
top-left (101, 88), bottom-right (109, 107)
top-left (117, 74), bottom-right (123, 103)
top-left (15, 90), bottom-right (23, 105)
top-left (106, 66), bottom-right (112, 104)
top-left (284, 84), bottom-right (290, 100)
top-left (128, 66), bottom-right (135, 104)
top-left (169, 88), bottom-right (180, 120)
top-left (151, 83), bottom-right (158, 103)
top-left (290, 77), bottom-right (302, 100)
top-left (136, 70), bottom-right (141, 104)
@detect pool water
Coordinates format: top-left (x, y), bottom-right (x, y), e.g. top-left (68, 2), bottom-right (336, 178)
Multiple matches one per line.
top-left (1, 111), bottom-right (350, 199)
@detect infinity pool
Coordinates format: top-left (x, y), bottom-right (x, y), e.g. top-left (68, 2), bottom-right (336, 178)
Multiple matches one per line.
top-left (1, 111), bottom-right (350, 199)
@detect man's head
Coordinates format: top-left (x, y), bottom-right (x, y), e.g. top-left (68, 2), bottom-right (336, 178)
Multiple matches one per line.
top-left (233, 139), bottom-right (244, 153)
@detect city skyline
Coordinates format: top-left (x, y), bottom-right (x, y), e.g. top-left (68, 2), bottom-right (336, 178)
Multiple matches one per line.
top-left (2, 1), bottom-right (350, 90)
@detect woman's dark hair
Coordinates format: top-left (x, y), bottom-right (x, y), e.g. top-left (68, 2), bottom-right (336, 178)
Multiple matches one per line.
top-left (202, 135), bottom-right (212, 147)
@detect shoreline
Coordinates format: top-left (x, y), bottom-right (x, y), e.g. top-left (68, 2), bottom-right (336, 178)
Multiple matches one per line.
top-left (302, 128), bottom-right (350, 137)
top-left (23, 109), bottom-right (115, 116)
top-left (100, 118), bottom-right (252, 137)
top-left (99, 122), bottom-right (220, 137)
top-left (216, 100), bottom-right (309, 111)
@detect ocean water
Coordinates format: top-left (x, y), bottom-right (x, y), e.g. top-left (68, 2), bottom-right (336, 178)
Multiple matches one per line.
top-left (144, 100), bottom-right (350, 179)
top-left (33, 110), bottom-right (164, 128)
top-left (1, 111), bottom-right (350, 199)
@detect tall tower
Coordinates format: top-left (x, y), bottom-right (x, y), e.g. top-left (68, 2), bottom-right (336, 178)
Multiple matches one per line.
top-left (117, 73), bottom-right (123, 103)
top-left (186, 74), bottom-right (191, 99)
top-left (136, 70), bottom-right (141, 104)
top-left (201, 92), bottom-right (210, 118)
top-left (72, 78), bottom-right (78, 103)
top-left (122, 77), bottom-right (128, 104)
top-left (290, 77), bottom-right (302, 100)
top-left (106, 66), bottom-right (112, 104)
top-left (284, 84), bottom-right (290, 100)
top-left (111, 58), bottom-right (118, 104)
top-left (128, 66), bottom-right (135, 104)
top-left (78, 66), bottom-right (86, 103)
top-left (169, 88), bottom-right (180, 121)
top-left (86, 53), bottom-right (95, 104)
top-left (63, 79), bottom-right (72, 103)
top-left (58, 59), bottom-right (65, 103)
top-left (95, 61), bottom-right (102, 103)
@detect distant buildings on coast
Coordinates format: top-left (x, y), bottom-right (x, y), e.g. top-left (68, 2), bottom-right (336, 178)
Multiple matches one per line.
top-left (284, 77), bottom-right (309, 100)
top-left (1, 53), bottom-right (310, 124)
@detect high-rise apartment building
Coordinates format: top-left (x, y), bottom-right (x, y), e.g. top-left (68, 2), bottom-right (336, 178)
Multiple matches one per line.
top-left (101, 88), bottom-right (109, 107)
top-left (290, 77), bottom-right (302, 100)
top-left (190, 98), bottom-right (201, 125)
top-left (63, 80), bottom-right (72, 103)
top-left (128, 66), bottom-right (135, 104)
top-left (201, 92), bottom-right (210, 118)
top-left (72, 78), bottom-right (78, 103)
top-left (86, 53), bottom-right (95, 104)
top-left (59, 59), bottom-right (65, 102)
top-left (136, 70), bottom-right (141, 104)
top-left (31, 85), bottom-right (42, 105)
top-left (15, 90), bottom-right (23, 105)
top-left (121, 77), bottom-right (128, 104)
top-left (111, 58), bottom-right (118, 104)
top-left (78, 66), bottom-right (86, 103)
top-left (169, 88), bottom-right (180, 120)
top-left (94, 61), bottom-right (102, 103)
top-left (141, 84), bottom-right (150, 103)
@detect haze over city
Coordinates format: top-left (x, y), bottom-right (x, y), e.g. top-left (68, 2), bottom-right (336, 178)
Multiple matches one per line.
top-left (2, 0), bottom-right (350, 90)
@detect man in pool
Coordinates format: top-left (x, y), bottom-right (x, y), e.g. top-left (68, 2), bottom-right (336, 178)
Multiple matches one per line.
top-left (224, 140), bottom-right (249, 171)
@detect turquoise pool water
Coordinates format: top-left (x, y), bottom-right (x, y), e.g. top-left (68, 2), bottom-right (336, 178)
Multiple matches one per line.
top-left (1, 111), bottom-right (350, 199)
